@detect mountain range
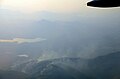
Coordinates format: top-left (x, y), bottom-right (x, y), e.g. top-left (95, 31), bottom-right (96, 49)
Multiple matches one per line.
top-left (11, 52), bottom-right (120, 79)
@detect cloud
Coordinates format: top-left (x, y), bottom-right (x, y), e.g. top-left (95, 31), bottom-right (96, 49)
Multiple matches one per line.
top-left (18, 54), bottom-right (29, 58)
top-left (0, 38), bottom-right (46, 44)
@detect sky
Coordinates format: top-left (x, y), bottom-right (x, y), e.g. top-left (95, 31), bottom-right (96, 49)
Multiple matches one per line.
top-left (1, 0), bottom-right (119, 13)
top-left (1, 0), bottom-right (88, 13)
top-left (0, 0), bottom-right (119, 22)
top-left (0, 0), bottom-right (119, 21)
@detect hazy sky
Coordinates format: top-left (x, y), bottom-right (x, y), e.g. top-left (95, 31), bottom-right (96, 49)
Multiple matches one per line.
top-left (0, 0), bottom-right (120, 28)
top-left (1, 0), bottom-right (88, 13)
top-left (0, 0), bottom-right (119, 17)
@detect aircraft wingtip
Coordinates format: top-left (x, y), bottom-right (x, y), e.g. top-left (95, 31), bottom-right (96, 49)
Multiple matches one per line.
top-left (87, 0), bottom-right (120, 8)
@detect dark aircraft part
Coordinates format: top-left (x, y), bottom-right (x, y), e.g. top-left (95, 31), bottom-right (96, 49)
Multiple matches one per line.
top-left (87, 0), bottom-right (120, 7)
